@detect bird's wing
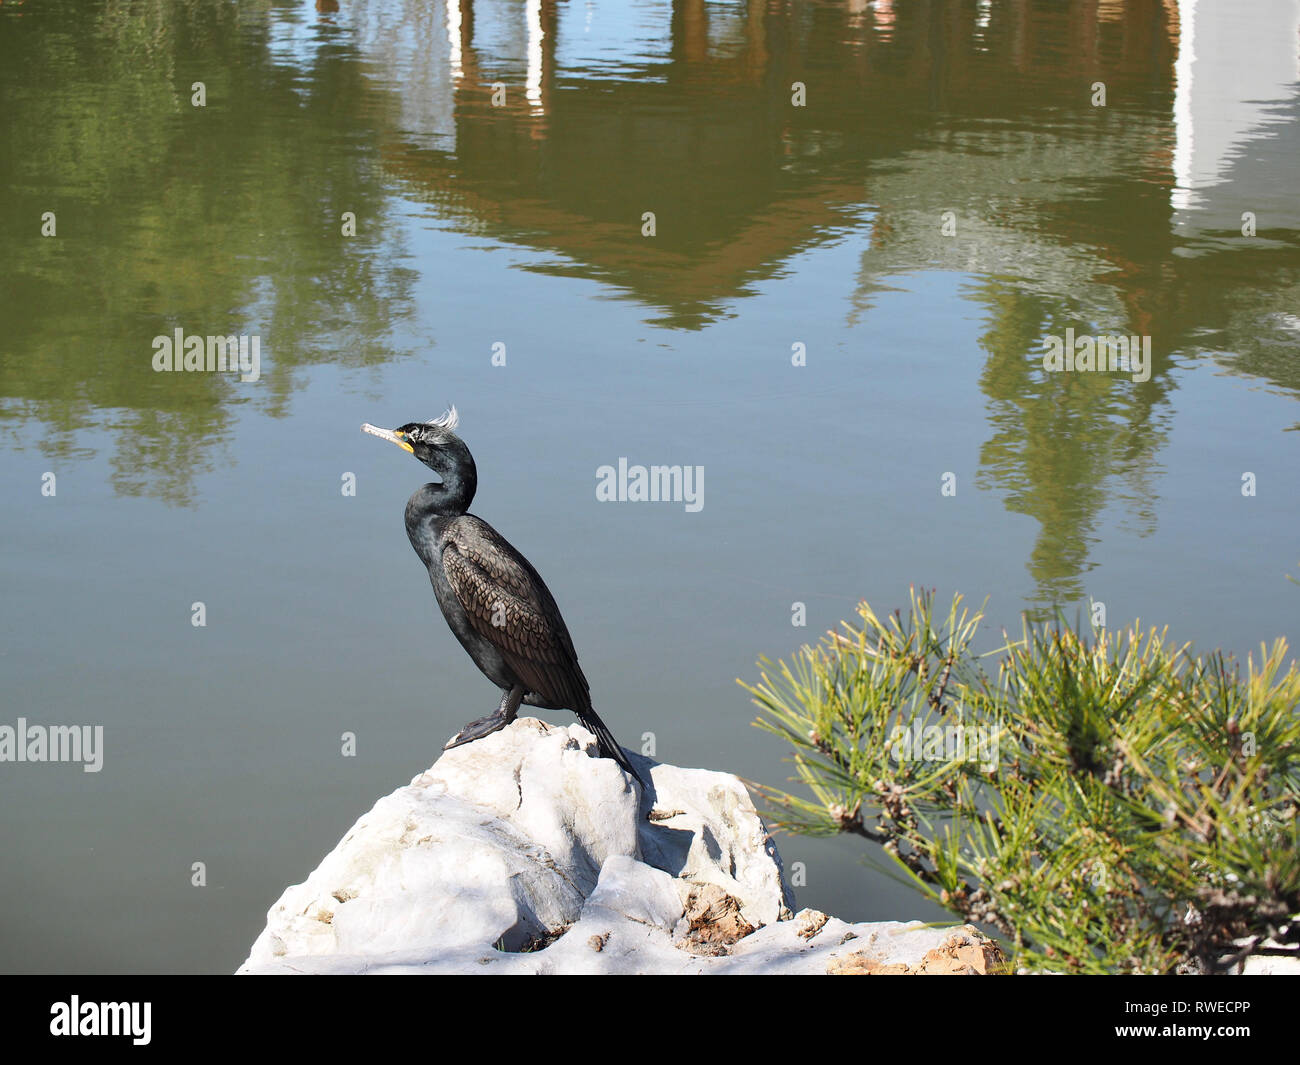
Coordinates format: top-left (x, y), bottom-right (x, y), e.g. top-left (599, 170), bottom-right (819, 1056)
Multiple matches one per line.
top-left (440, 519), bottom-right (590, 711)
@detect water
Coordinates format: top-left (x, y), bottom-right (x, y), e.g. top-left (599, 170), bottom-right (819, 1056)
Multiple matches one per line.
top-left (1, 0), bottom-right (1297, 973)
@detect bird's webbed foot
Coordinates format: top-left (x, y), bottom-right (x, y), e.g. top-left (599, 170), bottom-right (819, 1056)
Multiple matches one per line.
top-left (443, 685), bottom-right (524, 751)
top-left (443, 712), bottom-right (511, 749)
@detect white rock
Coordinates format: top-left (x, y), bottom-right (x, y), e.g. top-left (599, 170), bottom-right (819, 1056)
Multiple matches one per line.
top-left (639, 761), bottom-right (793, 930)
top-left (238, 717), bottom-right (993, 974)
top-left (1241, 954), bottom-right (1300, 975)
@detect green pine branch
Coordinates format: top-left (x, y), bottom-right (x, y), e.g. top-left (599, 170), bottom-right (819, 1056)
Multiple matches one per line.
top-left (742, 587), bottom-right (1300, 974)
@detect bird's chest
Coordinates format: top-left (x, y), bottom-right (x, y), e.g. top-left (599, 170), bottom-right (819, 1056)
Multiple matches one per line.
top-left (424, 556), bottom-right (463, 620)
top-left (410, 523), bottom-right (461, 618)
top-left (414, 521), bottom-right (513, 686)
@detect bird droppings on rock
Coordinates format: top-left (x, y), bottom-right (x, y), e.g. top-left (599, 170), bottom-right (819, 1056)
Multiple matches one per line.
top-left (238, 721), bottom-right (1001, 974)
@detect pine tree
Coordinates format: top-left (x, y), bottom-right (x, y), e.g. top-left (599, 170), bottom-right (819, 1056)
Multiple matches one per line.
top-left (742, 588), bottom-right (1300, 973)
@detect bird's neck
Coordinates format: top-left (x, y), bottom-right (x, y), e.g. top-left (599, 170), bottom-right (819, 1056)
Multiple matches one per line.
top-left (409, 464), bottom-right (476, 519)
top-left (404, 442), bottom-right (477, 552)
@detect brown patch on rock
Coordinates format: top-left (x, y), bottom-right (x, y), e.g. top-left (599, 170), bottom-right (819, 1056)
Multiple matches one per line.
top-left (647, 808), bottom-right (686, 822)
top-left (677, 883), bottom-right (757, 956)
top-left (828, 955), bottom-right (911, 975)
top-left (827, 926), bottom-right (1005, 975)
top-left (914, 928), bottom-right (1006, 974)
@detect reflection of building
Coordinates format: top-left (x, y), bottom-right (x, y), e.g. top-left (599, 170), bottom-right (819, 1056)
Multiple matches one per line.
top-left (1172, 0), bottom-right (1300, 234)
top-left (345, 0), bottom-right (1277, 324)
top-left (336, 0), bottom-right (462, 148)
top-left (241, 0), bottom-right (1300, 339)
top-left (358, 0), bottom-right (888, 325)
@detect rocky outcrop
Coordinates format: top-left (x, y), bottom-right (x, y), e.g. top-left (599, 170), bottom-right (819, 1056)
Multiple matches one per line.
top-left (238, 717), bottom-right (1003, 974)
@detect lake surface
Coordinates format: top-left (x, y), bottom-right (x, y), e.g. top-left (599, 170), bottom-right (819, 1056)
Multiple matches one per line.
top-left (1, 0), bottom-right (1297, 973)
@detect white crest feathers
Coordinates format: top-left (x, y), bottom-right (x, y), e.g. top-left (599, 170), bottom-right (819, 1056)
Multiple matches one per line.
top-left (426, 405), bottom-right (459, 432)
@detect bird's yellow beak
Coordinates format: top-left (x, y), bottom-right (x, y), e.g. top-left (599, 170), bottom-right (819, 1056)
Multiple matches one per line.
top-left (361, 423), bottom-right (415, 453)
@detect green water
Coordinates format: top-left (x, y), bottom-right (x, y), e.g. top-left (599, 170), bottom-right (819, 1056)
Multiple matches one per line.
top-left (1, 0), bottom-right (1297, 973)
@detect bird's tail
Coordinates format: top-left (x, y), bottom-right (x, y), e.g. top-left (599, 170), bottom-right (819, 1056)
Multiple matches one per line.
top-left (576, 708), bottom-right (646, 787)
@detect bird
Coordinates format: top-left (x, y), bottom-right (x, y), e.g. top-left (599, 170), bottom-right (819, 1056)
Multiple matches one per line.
top-left (361, 407), bottom-right (645, 786)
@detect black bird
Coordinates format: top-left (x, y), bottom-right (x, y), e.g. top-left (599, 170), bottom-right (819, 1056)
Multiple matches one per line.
top-left (362, 408), bottom-right (644, 786)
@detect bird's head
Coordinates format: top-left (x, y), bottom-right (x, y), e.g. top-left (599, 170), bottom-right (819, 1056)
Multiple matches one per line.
top-left (361, 407), bottom-right (469, 478)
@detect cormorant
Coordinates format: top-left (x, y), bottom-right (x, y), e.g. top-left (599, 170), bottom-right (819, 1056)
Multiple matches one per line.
top-left (362, 408), bottom-right (644, 786)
